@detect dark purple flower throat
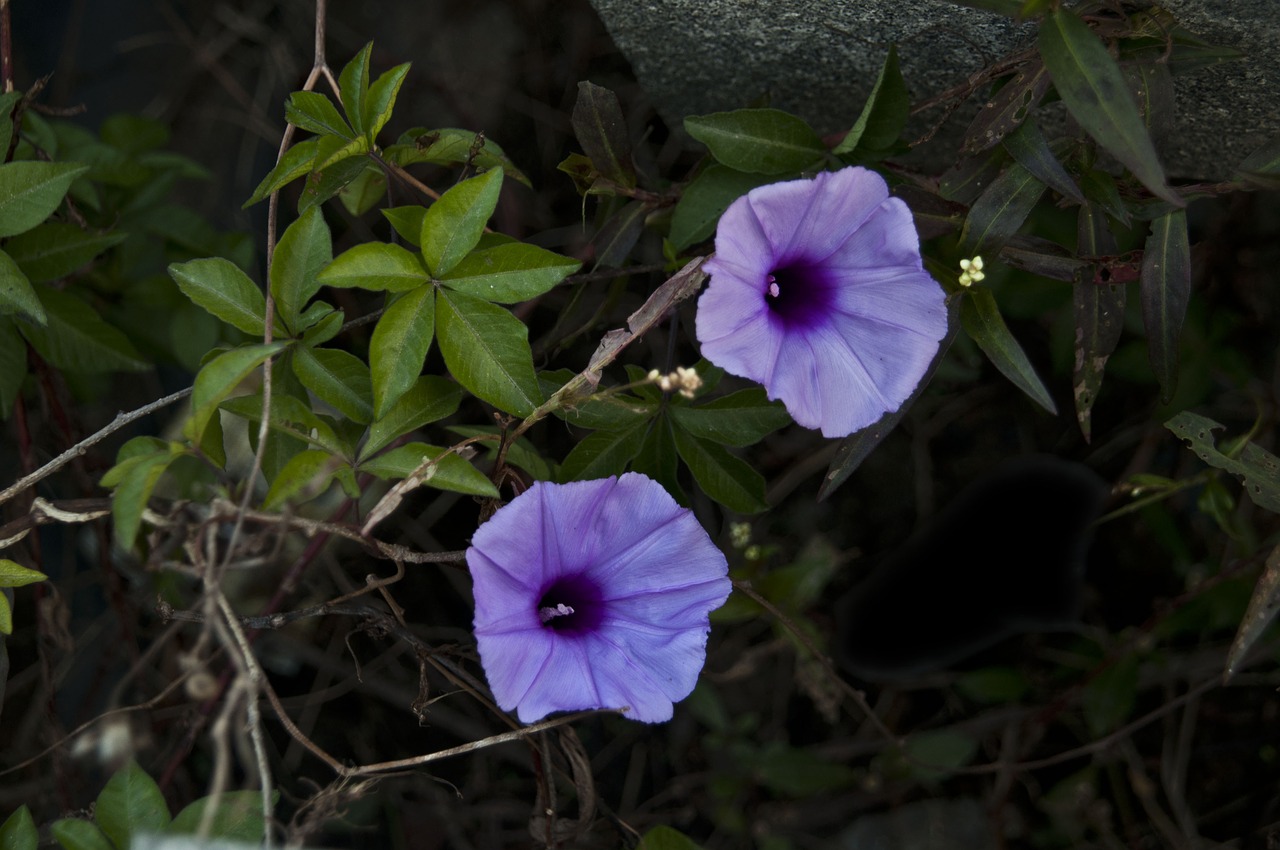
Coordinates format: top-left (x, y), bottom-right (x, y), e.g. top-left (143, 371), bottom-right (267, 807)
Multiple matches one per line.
top-left (537, 574), bottom-right (604, 635)
top-left (764, 261), bottom-right (835, 327)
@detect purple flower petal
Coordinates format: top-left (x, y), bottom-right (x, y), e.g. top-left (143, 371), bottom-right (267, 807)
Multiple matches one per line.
top-left (697, 166), bottom-right (948, 438)
top-left (467, 473), bottom-right (731, 724)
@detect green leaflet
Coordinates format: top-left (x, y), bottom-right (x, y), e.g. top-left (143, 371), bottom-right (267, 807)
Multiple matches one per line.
top-left (684, 109), bottom-right (824, 174)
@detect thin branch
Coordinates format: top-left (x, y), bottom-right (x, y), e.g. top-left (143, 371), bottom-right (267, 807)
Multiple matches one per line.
top-left (0, 388), bottom-right (193, 507)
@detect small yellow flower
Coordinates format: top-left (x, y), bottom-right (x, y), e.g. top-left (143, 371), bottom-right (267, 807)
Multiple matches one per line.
top-left (958, 255), bottom-right (985, 287)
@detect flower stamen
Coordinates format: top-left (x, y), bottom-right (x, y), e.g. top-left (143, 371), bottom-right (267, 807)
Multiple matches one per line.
top-left (538, 603), bottom-right (575, 623)
top-left (767, 274), bottom-right (780, 298)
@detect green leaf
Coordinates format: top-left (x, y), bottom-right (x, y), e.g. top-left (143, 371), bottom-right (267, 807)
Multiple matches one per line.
top-left (448, 425), bottom-right (553, 480)
top-left (382, 205), bottom-right (426, 246)
top-left (292, 345), bottom-right (374, 424)
top-left (359, 442), bottom-right (499, 497)
top-left (0, 559), bottom-right (47, 589)
top-left (362, 375), bottom-right (463, 460)
top-left (370, 284), bottom-right (435, 418)
top-left (1079, 168), bottom-right (1131, 227)
top-left (1227, 543), bottom-right (1280, 679)
top-left (20, 287), bottom-right (148, 373)
top-left (559, 419), bottom-right (649, 482)
top-left (1165, 411), bottom-right (1280, 514)
top-left (298, 145), bottom-right (371, 214)
top-left (749, 741), bottom-right (857, 796)
top-left (169, 257), bottom-right (268, 336)
top-left (591, 200), bottom-right (647, 268)
top-left (1038, 8), bottom-right (1180, 206)
top-left (365, 63), bottom-right (411, 141)
top-left (285, 90), bottom-right (355, 139)
top-left (670, 389), bottom-right (790, 446)
top-left (0, 248), bottom-right (44, 325)
top-left (961, 58), bottom-right (1050, 155)
top-left (955, 667), bottom-right (1030, 704)
top-left (637, 825), bottom-right (705, 850)
top-left (220, 389), bottom-right (345, 456)
top-left (300, 305), bottom-right (342, 345)
top-left (669, 164), bottom-right (771, 251)
top-left (0, 161), bottom-right (90, 238)
top-left (49, 819), bottom-right (112, 850)
top-left (1002, 119), bottom-right (1083, 203)
top-left (684, 108), bottom-right (824, 174)
top-left (903, 729), bottom-right (979, 782)
top-left (169, 790), bottom-right (267, 842)
top-left (263, 449), bottom-right (344, 509)
top-left (1072, 203), bottom-right (1125, 441)
top-left (110, 449), bottom-right (181, 550)
top-left (186, 342), bottom-right (286, 448)
top-left (959, 161), bottom-right (1045, 256)
top-left (337, 42), bottom-right (373, 137)
top-left (337, 164), bottom-right (387, 217)
top-left (244, 138), bottom-right (318, 207)
top-left (631, 414), bottom-right (683, 503)
top-left (1083, 655), bottom-right (1139, 737)
top-left (436, 288), bottom-right (542, 417)
top-left (95, 760), bottom-right (171, 849)
top-left (439, 243), bottom-right (580, 303)
top-left (0, 317), bottom-right (26, 417)
top-left (833, 45), bottom-right (908, 155)
top-left (386, 127), bottom-right (530, 186)
top-left (270, 207), bottom-right (332, 334)
top-left (0, 805), bottom-right (38, 850)
top-left (960, 287), bottom-right (1056, 414)
top-left (571, 81), bottom-right (636, 189)
top-left (5, 223), bottom-right (127, 284)
top-left (1139, 209), bottom-right (1189, 404)
top-left (318, 242), bottom-right (429, 292)
top-left (672, 426), bottom-right (767, 513)
top-left (419, 167), bottom-right (503, 276)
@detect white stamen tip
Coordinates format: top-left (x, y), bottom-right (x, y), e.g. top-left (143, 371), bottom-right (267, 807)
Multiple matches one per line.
top-left (539, 603), bottom-right (575, 623)
top-left (768, 282), bottom-right (780, 298)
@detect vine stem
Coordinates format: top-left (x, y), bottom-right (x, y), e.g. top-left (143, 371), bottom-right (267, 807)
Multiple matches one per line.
top-left (0, 0), bottom-right (13, 94)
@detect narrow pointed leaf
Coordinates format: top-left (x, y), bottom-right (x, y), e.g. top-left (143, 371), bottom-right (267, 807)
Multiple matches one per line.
top-left (672, 426), bottom-right (767, 513)
top-left (1140, 209), bottom-right (1189, 403)
top-left (20, 287), bottom-right (148, 373)
top-left (834, 45), bottom-right (908, 155)
top-left (318, 242), bottom-right (429, 291)
top-left (572, 81), bottom-right (636, 189)
top-left (0, 161), bottom-right (89, 238)
top-left (1003, 120), bottom-right (1084, 203)
top-left (960, 161), bottom-right (1045, 255)
top-left (359, 442), bottom-right (499, 498)
top-left (1038, 8), bottom-right (1181, 206)
top-left (370, 283), bottom-right (435, 418)
top-left (436, 288), bottom-right (541, 417)
top-left (439, 243), bottom-right (580, 303)
top-left (1072, 204), bottom-right (1125, 441)
top-left (420, 167), bottom-right (503, 276)
top-left (0, 560), bottom-right (47, 589)
top-left (1226, 544), bottom-right (1280, 679)
top-left (960, 287), bottom-right (1056, 414)
top-left (244, 138), bottom-right (318, 207)
top-left (962, 58), bottom-right (1050, 155)
top-left (0, 249), bottom-right (44, 324)
top-left (170, 257), bottom-right (267, 335)
top-left (270, 207), bottom-right (332, 333)
top-left (684, 109), bottom-right (825, 174)
top-left (292, 345), bottom-right (374, 424)
top-left (362, 375), bottom-right (463, 460)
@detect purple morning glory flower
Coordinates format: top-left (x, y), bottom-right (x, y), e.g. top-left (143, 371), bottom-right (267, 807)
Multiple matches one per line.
top-left (467, 473), bottom-right (731, 723)
top-left (696, 166), bottom-right (948, 438)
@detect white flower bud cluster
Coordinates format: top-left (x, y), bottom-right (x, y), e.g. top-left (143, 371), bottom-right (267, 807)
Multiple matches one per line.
top-left (958, 255), bottom-right (985, 287)
top-left (647, 366), bottom-right (703, 399)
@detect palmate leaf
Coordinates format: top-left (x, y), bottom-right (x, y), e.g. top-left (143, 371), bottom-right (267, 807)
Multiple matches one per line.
top-left (0, 161), bottom-right (89, 238)
top-left (285, 91), bottom-right (354, 140)
top-left (94, 760), bottom-right (170, 849)
top-left (337, 42), bottom-right (373, 137)
top-left (419, 167), bottom-right (503, 276)
top-left (292, 345), bottom-right (374, 424)
top-left (669, 388), bottom-right (790, 446)
top-left (270, 207), bottom-right (332, 333)
top-left (169, 257), bottom-right (268, 336)
top-left (1140, 209), bottom-right (1190, 403)
top-left (370, 283), bottom-right (435, 418)
top-left (362, 375), bottom-right (463, 461)
top-left (318, 242), bottom-right (430, 292)
top-left (244, 138), bottom-right (318, 207)
top-left (684, 109), bottom-right (825, 174)
top-left (439, 243), bottom-right (580, 303)
top-left (359, 441), bottom-right (498, 498)
top-left (436, 288), bottom-right (542, 417)
top-left (1038, 8), bottom-right (1181, 206)
top-left (672, 424), bottom-right (767, 514)
top-left (365, 62), bottom-right (410, 141)
top-left (559, 418), bottom-right (650, 482)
